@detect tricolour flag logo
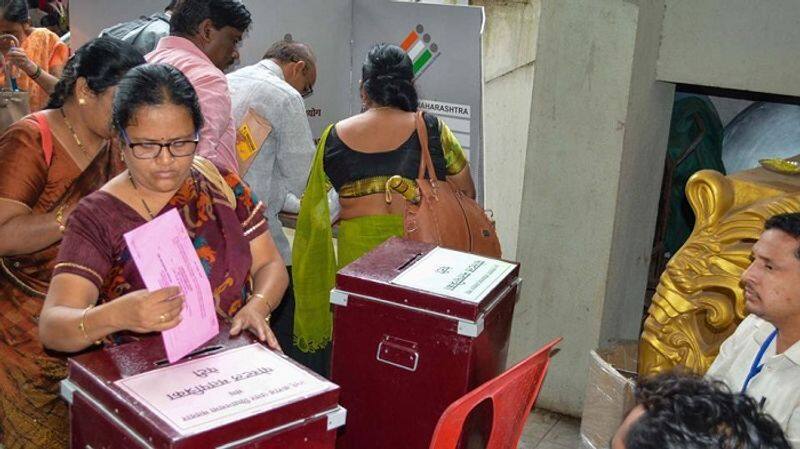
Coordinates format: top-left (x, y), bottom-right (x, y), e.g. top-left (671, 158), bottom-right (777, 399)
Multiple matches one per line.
top-left (400, 24), bottom-right (440, 79)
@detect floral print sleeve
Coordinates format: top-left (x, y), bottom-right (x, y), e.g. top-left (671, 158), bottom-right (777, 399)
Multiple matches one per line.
top-left (223, 171), bottom-right (269, 241)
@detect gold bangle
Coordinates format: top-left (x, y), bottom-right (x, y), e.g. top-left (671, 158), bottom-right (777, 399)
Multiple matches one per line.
top-left (78, 305), bottom-right (102, 345)
top-left (250, 293), bottom-right (273, 322)
top-left (55, 203), bottom-right (67, 233)
top-left (29, 65), bottom-right (42, 80)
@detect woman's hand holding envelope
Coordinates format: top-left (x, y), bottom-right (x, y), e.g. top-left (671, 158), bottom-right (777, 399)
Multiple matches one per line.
top-left (112, 286), bottom-right (185, 333)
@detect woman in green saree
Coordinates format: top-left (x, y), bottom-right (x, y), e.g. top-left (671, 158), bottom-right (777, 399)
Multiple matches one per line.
top-left (292, 43), bottom-right (476, 372)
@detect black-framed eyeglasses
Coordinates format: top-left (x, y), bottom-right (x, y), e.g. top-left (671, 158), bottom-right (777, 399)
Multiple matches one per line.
top-left (120, 128), bottom-right (200, 160)
top-left (289, 55), bottom-right (315, 99)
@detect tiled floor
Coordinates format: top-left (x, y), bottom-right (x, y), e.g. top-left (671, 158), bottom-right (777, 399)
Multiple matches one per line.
top-left (518, 408), bottom-right (582, 449)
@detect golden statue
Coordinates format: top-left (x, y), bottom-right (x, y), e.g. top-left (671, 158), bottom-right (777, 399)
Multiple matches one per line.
top-left (639, 168), bottom-right (800, 376)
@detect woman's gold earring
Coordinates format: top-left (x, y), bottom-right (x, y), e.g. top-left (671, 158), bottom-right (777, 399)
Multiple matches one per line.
top-left (78, 98), bottom-right (86, 106)
top-left (120, 152), bottom-right (125, 162)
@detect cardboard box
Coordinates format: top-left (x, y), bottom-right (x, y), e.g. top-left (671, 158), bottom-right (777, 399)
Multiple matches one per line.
top-left (580, 341), bottom-right (639, 449)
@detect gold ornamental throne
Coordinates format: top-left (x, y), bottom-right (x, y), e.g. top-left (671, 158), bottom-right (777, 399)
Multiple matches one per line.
top-left (639, 168), bottom-right (800, 376)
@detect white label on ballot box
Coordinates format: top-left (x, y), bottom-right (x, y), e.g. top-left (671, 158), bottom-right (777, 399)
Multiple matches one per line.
top-left (115, 344), bottom-right (336, 435)
top-left (391, 247), bottom-right (515, 304)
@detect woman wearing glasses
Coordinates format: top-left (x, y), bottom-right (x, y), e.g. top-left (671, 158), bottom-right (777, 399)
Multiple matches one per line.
top-left (38, 64), bottom-right (287, 361)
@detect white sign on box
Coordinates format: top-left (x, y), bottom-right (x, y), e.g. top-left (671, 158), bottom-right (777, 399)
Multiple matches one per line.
top-left (391, 247), bottom-right (515, 304)
top-left (115, 344), bottom-right (337, 435)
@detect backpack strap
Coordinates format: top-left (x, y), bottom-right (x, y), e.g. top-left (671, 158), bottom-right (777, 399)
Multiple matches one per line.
top-left (33, 112), bottom-right (53, 167)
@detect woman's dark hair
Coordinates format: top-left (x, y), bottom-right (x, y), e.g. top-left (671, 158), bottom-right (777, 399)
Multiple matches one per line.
top-left (361, 43), bottom-right (418, 112)
top-left (113, 63), bottom-right (203, 135)
top-left (625, 373), bottom-right (791, 449)
top-left (170, 0), bottom-right (251, 37)
top-left (46, 38), bottom-right (145, 110)
top-left (0, 0), bottom-right (29, 23)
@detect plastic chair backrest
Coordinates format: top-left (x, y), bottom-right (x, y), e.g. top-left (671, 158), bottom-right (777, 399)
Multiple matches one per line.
top-left (428, 337), bottom-right (563, 449)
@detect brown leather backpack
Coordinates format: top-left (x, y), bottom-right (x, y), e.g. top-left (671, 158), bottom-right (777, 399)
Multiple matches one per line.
top-left (403, 111), bottom-right (502, 258)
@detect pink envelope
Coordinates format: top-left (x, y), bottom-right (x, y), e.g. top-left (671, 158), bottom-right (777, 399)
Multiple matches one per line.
top-left (124, 208), bottom-right (219, 363)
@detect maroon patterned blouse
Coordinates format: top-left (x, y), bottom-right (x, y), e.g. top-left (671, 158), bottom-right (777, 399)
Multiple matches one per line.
top-left (52, 166), bottom-right (269, 338)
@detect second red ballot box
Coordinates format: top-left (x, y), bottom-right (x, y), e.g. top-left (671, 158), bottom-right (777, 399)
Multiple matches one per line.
top-left (330, 237), bottom-right (520, 449)
top-left (61, 328), bottom-right (346, 449)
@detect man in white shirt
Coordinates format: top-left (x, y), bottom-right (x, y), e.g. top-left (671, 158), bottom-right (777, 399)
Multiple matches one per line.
top-left (227, 40), bottom-right (329, 374)
top-left (706, 212), bottom-right (800, 448)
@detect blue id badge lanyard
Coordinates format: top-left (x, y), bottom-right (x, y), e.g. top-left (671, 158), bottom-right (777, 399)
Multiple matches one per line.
top-left (741, 329), bottom-right (778, 394)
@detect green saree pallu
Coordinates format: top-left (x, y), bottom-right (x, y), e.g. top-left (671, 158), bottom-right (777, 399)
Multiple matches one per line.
top-left (293, 125), bottom-right (403, 354)
top-left (292, 116), bottom-right (467, 354)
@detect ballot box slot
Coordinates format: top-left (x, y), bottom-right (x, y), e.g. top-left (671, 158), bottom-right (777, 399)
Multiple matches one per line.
top-left (62, 379), bottom-right (156, 449)
top-left (215, 406), bottom-right (346, 449)
top-left (153, 344), bottom-right (224, 366)
top-left (396, 252), bottom-right (425, 271)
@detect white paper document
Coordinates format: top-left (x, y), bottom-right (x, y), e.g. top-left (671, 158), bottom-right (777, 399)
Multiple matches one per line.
top-left (123, 208), bottom-right (219, 363)
top-left (115, 344), bottom-right (337, 435)
top-left (391, 247), bottom-right (516, 304)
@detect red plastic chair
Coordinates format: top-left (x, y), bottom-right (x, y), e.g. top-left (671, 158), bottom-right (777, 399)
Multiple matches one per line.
top-left (428, 337), bottom-right (563, 449)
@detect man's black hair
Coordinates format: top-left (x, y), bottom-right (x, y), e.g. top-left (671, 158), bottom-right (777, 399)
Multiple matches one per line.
top-left (170, 0), bottom-right (251, 37)
top-left (625, 373), bottom-right (790, 449)
top-left (765, 213), bottom-right (800, 259)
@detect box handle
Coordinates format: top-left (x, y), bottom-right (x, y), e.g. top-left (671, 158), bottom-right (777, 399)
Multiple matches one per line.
top-left (375, 336), bottom-right (419, 372)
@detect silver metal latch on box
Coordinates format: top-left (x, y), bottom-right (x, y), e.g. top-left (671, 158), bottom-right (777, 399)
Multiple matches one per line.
top-left (329, 289), bottom-right (348, 307)
top-left (60, 379), bottom-right (77, 404)
top-left (326, 406), bottom-right (347, 431)
top-left (457, 320), bottom-right (485, 338)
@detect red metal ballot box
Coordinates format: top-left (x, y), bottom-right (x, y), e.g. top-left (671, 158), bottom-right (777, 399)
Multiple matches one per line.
top-left (330, 237), bottom-right (520, 449)
top-left (61, 328), bottom-right (346, 449)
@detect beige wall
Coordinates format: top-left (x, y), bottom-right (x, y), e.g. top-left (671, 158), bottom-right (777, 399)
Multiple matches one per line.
top-left (476, 0), bottom-right (540, 260)
top-left (478, 0), bottom-right (800, 418)
top-left (598, 0), bottom-right (675, 350)
top-left (658, 0), bottom-right (800, 97)
top-left (512, 0), bottom-right (672, 415)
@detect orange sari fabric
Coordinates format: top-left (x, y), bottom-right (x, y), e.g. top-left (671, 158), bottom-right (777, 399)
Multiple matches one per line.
top-left (1, 28), bottom-right (69, 112)
top-left (0, 115), bottom-right (121, 449)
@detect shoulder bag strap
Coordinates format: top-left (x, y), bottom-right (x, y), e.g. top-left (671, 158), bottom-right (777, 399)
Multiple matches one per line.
top-left (416, 111), bottom-right (439, 181)
top-left (33, 112), bottom-right (53, 167)
top-left (192, 155), bottom-right (237, 209)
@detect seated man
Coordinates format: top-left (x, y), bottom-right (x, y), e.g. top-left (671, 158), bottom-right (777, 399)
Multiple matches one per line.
top-left (705, 212), bottom-right (800, 447)
top-left (612, 373), bottom-right (790, 449)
